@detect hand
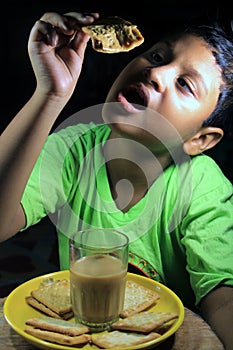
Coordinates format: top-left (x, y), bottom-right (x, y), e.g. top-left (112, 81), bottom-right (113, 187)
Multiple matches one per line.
top-left (28, 12), bottom-right (99, 99)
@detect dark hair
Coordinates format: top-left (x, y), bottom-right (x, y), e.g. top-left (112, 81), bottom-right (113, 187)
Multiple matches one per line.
top-left (185, 22), bottom-right (233, 138)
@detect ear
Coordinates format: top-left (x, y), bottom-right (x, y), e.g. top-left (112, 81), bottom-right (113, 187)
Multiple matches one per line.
top-left (183, 127), bottom-right (224, 155)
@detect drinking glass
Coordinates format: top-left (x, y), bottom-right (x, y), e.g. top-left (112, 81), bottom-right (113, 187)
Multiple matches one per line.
top-left (69, 228), bottom-right (129, 332)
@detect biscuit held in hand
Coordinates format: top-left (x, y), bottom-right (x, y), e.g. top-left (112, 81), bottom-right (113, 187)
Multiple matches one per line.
top-left (82, 16), bottom-right (144, 53)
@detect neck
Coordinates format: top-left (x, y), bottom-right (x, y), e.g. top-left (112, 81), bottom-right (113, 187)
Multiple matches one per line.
top-left (103, 132), bottom-right (173, 212)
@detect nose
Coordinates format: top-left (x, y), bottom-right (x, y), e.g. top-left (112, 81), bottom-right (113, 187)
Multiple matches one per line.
top-left (143, 66), bottom-right (168, 93)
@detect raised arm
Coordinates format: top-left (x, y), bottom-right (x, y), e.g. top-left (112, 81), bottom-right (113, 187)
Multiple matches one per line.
top-left (0, 11), bottom-right (99, 241)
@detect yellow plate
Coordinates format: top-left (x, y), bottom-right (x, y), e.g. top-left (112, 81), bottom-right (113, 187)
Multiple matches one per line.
top-left (4, 270), bottom-right (184, 350)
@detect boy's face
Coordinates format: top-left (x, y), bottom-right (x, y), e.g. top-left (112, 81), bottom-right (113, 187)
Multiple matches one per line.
top-left (102, 34), bottom-right (223, 154)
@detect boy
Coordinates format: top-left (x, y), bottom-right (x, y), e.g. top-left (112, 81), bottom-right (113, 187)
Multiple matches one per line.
top-left (0, 11), bottom-right (233, 349)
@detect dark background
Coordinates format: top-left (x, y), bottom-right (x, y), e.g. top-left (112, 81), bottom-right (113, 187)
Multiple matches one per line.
top-left (0, 0), bottom-right (232, 296)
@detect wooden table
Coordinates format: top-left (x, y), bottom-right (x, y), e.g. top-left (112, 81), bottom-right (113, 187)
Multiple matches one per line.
top-left (0, 297), bottom-right (224, 349)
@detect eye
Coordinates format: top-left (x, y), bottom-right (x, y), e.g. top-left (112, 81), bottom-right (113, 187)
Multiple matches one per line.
top-left (177, 77), bottom-right (193, 94)
top-left (150, 50), bottom-right (163, 64)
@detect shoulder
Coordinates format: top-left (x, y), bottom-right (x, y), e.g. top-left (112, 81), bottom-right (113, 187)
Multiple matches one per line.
top-left (186, 154), bottom-right (233, 204)
top-left (165, 154), bottom-right (232, 209)
top-left (52, 122), bottom-right (110, 141)
top-left (189, 154), bottom-right (232, 188)
top-left (45, 123), bottom-right (111, 150)
top-left (166, 153), bottom-right (232, 190)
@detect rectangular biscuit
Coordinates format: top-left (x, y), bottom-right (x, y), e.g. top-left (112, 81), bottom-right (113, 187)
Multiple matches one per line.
top-left (111, 311), bottom-right (179, 333)
top-left (25, 316), bottom-right (90, 336)
top-left (24, 327), bottom-right (91, 346)
top-left (30, 279), bottom-right (72, 315)
top-left (120, 280), bottom-right (160, 318)
top-left (25, 296), bottom-right (73, 320)
top-left (91, 330), bottom-right (161, 348)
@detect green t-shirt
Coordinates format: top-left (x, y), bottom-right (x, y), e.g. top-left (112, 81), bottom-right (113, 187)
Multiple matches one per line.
top-left (21, 122), bottom-right (233, 311)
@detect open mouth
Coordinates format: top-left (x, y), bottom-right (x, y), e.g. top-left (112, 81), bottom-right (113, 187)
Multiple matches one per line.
top-left (117, 84), bottom-right (148, 112)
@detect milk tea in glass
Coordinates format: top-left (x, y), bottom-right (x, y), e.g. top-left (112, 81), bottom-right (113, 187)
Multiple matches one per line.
top-left (69, 228), bottom-right (129, 332)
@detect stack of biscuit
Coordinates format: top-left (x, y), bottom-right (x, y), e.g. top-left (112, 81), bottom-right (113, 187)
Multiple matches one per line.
top-left (24, 278), bottom-right (179, 348)
top-left (25, 278), bottom-right (73, 320)
top-left (25, 316), bottom-right (91, 346)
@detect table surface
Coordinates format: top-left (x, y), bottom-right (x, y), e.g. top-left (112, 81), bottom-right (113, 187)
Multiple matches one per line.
top-left (0, 297), bottom-right (224, 350)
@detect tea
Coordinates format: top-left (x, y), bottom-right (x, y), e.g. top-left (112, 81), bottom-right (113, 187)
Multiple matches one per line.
top-left (70, 254), bottom-right (127, 328)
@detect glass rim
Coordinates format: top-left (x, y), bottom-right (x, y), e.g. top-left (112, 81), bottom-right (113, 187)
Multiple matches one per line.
top-left (69, 228), bottom-right (129, 250)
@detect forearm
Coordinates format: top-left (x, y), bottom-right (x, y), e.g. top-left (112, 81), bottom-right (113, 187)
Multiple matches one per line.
top-left (0, 11), bottom-right (98, 240)
top-left (200, 285), bottom-right (233, 350)
top-left (0, 90), bottom-right (67, 239)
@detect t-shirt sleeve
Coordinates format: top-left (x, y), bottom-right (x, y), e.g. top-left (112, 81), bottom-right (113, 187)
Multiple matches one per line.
top-left (21, 132), bottom-right (76, 230)
top-left (181, 156), bottom-right (233, 305)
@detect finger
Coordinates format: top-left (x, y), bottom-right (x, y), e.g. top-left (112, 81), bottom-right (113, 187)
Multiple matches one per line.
top-left (64, 12), bottom-right (99, 25)
top-left (39, 12), bottom-right (73, 35)
top-left (34, 20), bottom-right (58, 46)
top-left (32, 19), bottom-right (73, 48)
top-left (64, 12), bottom-right (99, 29)
top-left (70, 30), bottom-right (90, 60)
